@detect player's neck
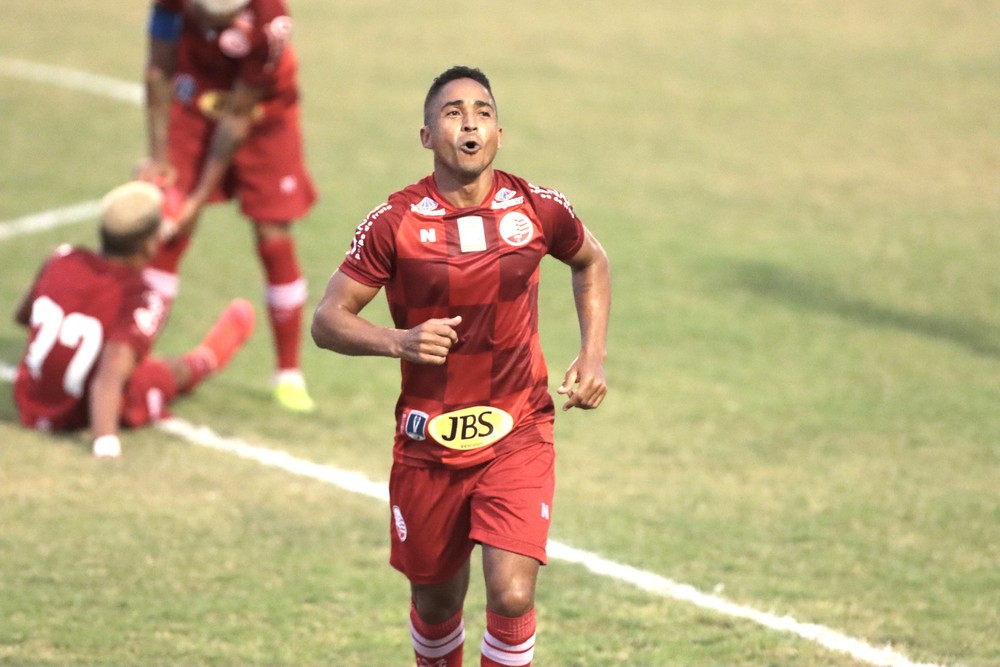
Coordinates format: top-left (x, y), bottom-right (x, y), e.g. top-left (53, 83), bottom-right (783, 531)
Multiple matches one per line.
top-left (432, 168), bottom-right (494, 210)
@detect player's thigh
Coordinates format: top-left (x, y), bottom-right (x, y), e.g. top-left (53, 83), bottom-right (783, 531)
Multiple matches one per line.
top-left (121, 357), bottom-right (178, 427)
top-left (469, 443), bottom-right (555, 565)
top-left (233, 109), bottom-right (316, 222)
top-left (388, 461), bottom-right (477, 586)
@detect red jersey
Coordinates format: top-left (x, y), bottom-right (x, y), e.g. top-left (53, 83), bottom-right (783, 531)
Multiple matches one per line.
top-left (14, 247), bottom-right (167, 430)
top-left (339, 171), bottom-right (586, 468)
top-left (156, 0), bottom-right (300, 119)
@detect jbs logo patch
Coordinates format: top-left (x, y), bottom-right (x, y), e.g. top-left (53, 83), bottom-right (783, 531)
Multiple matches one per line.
top-left (428, 406), bottom-right (514, 450)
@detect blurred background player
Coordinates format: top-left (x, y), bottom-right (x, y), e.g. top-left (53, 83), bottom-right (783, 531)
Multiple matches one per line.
top-left (137, 0), bottom-right (317, 412)
top-left (13, 181), bottom-right (255, 459)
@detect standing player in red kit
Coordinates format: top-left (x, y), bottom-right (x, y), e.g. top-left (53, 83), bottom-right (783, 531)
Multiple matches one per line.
top-left (13, 182), bottom-right (254, 458)
top-left (311, 66), bottom-right (611, 667)
top-left (137, 0), bottom-right (317, 412)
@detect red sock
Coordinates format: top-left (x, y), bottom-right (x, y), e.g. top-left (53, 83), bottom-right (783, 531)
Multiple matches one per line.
top-left (143, 234), bottom-right (191, 307)
top-left (257, 235), bottom-right (305, 371)
top-left (481, 608), bottom-right (536, 667)
top-left (410, 603), bottom-right (465, 667)
top-left (149, 233), bottom-right (191, 276)
top-left (178, 299), bottom-right (255, 393)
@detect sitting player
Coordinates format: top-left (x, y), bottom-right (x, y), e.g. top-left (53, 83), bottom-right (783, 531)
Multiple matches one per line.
top-left (12, 181), bottom-right (255, 458)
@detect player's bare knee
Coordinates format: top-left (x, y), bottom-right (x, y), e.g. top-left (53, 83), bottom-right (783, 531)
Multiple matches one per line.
top-left (486, 585), bottom-right (535, 618)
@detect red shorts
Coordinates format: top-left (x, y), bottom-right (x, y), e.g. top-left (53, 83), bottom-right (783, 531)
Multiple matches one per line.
top-left (388, 442), bottom-right (555, 585)
top-left (120, 357), bottom-right (179, 428)
top-left (15, 356), bottom-right (178, 431)
top-left (168, 102), bottom-right (317, 222)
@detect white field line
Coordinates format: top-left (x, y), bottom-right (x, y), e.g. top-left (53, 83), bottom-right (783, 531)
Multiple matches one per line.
top-left (0, 56), bottom-right (143, 239)
top-left (0, 58), bottom-right (953, 667)
top-left (0, 201), bottom-right (103, 241)
top-left (0, 56), bottom-right (143, 105)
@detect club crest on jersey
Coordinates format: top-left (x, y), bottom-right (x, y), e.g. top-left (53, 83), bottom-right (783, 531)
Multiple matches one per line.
top-left (411, 197), bottom-right (446, 216)
top-left (491, 188), bottom-right (524, 210)
top-left (219, 26), bottom-right (251, 58)
top-left (402, 409), bottom-right (429, 441)
top-left (428, 406), bottom-right (514, 451)
top-left (498, 212), bottom-right (534, 247)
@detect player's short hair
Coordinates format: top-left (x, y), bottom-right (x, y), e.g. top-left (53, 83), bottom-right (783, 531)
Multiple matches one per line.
top-left (423, 65), bottom-right (497, 125)
top-left (190, 0), bottom-right (251, 14)
top-left (99, 182), bottom-right (163, 257)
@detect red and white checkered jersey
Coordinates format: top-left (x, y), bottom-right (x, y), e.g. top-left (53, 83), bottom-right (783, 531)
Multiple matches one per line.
top-left (339, 170), bottom-right (586, 468)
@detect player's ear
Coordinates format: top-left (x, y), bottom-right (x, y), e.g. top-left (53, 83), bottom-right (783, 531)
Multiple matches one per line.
top-left (497, 126), bottom-right (503, 149)
top-left (141, 233), bottom-right (161, 262)
top-left (419, 125), bottom-right (432, 149)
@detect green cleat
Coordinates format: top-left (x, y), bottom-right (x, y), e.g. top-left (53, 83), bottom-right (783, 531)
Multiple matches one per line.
top-left (273, 372), bottom-right (316, 413)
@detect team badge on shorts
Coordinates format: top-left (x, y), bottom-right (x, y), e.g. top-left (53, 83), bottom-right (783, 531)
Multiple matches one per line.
top-left (392, 505), bottom-right (408, 542)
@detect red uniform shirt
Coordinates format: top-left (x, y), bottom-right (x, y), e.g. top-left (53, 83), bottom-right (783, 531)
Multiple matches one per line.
top-left (339, 171), bottom-right (586, 468)
top-left (14, 247), bottom-right (166, 430)
top-left (152, 0), bottom-right (316, 220)
top-left (156, 0), bottom-right (299, 115)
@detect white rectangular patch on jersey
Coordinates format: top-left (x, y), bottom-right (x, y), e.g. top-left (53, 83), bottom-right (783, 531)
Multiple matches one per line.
top-left (457, 216), bottom-right (487, 252)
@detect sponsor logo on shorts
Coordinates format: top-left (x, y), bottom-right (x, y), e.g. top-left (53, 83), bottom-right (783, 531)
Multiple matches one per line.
top-left (498, 212), bottom-right (534, 247)
top-left (392, 505), bottom-right (408, 542)
top-left (428, 406), bottom-right (514, 451)
top-left (196, 90), bottom-right (265, 122)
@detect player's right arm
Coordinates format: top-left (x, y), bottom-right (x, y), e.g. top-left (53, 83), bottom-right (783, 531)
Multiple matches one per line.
top-left (311, 270), bottom-right (461, 365)
top-left (14, 288), bottom-right (33, 327)
top-left (138, 2), bottom-right (181, 184)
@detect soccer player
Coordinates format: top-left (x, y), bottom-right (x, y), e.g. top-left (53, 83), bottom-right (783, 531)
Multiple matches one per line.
top-left (13, 181), bottom-right (255, 459)
top-left (311, 66), bottom-right (611, 667)
top-left (137, 0), bottom-right (317, 412)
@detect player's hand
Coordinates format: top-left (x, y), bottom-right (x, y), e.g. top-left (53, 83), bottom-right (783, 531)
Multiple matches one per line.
top-left (134, 157), bottom-right (176, 187)
top-left (557, 354), bottom-right (607, 411)
top-left (400, 316), bottom-right (462, 365)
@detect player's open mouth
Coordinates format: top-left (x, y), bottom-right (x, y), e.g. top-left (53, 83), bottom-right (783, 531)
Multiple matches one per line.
top-left (460, 140), bottom-right (481, 154)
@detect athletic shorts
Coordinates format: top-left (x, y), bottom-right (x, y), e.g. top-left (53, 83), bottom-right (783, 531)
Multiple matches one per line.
top-left (388, 442), bottom-right (555, 585)
top-left (168, 102), bottom-right (317, 223)
top-left (120, 357), bottom-right (179, 428)
top-left (15, 357), bottom-right (178, 431)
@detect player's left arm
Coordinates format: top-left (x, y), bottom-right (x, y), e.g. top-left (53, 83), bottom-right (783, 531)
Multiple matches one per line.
top-left (88, 341), bottom-right (138, 445)
top-left (558, 225), bottom-right (611, 411)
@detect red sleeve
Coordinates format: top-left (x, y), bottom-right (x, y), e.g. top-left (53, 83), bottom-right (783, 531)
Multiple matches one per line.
top-left (15, 246), bottom-right (72, 326)
top-left (105, 285), bottom-right (165, 361)
top-left (338, 200), bottom-right (401, 288)
top-left (529, 183), bottom-right (586, 260)
top-left (240, 0), bottom-right (294, 87)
